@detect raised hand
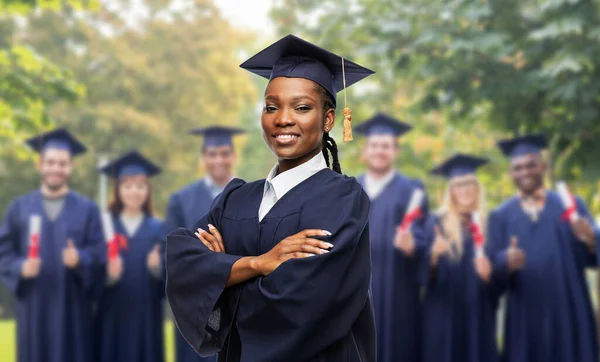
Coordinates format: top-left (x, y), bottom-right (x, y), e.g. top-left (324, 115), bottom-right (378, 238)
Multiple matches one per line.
top-left (254, 229), bottom-right (333, 276)
top-left (146, 244), bottom-right (161, 272)
top-left (395, 227), bottom-right (416, 256)
top-left (21, 258), bottom-right (41, 279)
top-left (107, 256), bottom-right (124, 281)
top-left (62, 239), bottom-right (80, 269)
top-left (506, 236), bottom-right (525, 273)
top-left (195, 224), bottom-right (225, 252)
top-left (474, 255), bottom-right (492, 283)
top-left (572, 218), bottom-right (596, 249)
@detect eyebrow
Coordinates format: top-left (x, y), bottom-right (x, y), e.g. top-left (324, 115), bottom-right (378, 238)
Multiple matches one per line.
top-left (264, 94), bottom-right (317, 102)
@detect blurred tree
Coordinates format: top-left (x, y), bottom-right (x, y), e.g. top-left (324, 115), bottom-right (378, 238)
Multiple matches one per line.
top-left (1, 0), bottom-right (257, 215)
top-left (269, 0), bottom-right (600, 209)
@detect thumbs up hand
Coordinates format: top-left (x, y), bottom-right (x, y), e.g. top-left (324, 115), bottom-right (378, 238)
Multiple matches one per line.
top-left (474, 256), bottom-right (492, 283)
top-left (21, 258), bottom-right (41, 279)
top-left (107, 256), bottom-right (123, 282)
top-left (62, 239), bottom-right (80, 269)
top-left (146, 244), bottom-right (161, 273)
top-left (394, 227), bottom-right (415, 257)
top-left (430, 226), bottom-right (451, 266)
top-left (506, 236), bottom-right (525, 273)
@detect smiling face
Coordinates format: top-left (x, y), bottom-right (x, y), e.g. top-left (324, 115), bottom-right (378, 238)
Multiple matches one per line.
top-left (261, 77), bottom-right (335, 172)
top-left (363, 134), bottom-right (398, 174)
top-left (201, 144), bottom-right (236, 184)
top-left (39, 149), bottom-right (72, 191)
top-left (450, 174), bottom-right (479, 212)
top-left (510, 153), bottom-right (546, 194)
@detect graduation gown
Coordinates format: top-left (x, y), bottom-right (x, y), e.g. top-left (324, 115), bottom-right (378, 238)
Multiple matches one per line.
top-left (357, 172), bottom-right (428, 362)
top-left (488, 191), bottom-right (599, 362)
top-left (165, 179), bottom-right (217, 362)
top-left (94, 215), bottom-right (166, 362)
top-left (166, 169), bottom-right (377, 362)
top-left (419, 215), bottom-right (499, 362)
top-left (0, 190), bottom-right (105, 362)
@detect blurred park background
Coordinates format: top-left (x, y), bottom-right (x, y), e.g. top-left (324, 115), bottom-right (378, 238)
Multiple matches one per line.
top-left (1, 0), bottom-right (600, 360)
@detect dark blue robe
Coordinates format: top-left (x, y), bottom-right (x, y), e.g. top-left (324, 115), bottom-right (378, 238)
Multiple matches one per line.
top-left (488, 191), bottom-right (599, 362)
top-left (165, 179), bottom-right (218, 362)
top-left (94, 214), bottom-right (166, 362)
top-left (166, 169), bottom-right (377, 362)
top-left (0, 190), bottom-right (105, 362)
top-left (419, 214), bottom-right (499, 362)
top-left (357, 172), bottom-right (428, 362)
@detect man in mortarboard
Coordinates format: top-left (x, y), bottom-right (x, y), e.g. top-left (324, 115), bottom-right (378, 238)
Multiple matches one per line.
top-left (0, 128), bottom-right (106, 362)
top-left (355, 113), bottom-right (429, 362)
top-left (488, 134), bottom-right (599, 362)
top-left (165, 125), bottom-right (245, 362)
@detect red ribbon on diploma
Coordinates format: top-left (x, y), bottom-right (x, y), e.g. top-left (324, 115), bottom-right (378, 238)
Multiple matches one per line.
top-left (108, 233), bottom-right (128, 261)
top-left (561, 194), bottom-right (577, 223)
top-left (400, 209), bottom-right (423, 232)
top-left (28, 234), bottom-right (40, 259)
top-left (470, 223), bottom-right (485, 248)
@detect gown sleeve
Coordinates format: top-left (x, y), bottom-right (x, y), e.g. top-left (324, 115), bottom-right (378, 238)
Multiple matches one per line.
top-left (166, 179), bottom-right (246, 356)
top-left (0, 200), bottom-right (25, 296)
top-left (573, 196), bottom-right (600, 265)
top-left (238, 181), bottom-right (372, 360)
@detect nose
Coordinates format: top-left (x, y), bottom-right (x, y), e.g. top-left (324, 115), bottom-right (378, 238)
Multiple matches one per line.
top-left (274, 108), bottom-right (296, 127)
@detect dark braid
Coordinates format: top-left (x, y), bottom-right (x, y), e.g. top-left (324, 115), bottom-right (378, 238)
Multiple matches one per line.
top-left (315, 85), bottom-right (343, 174)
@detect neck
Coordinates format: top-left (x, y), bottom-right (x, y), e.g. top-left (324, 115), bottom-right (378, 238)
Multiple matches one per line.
top-left (40, 184), bottom-right (69, 198)
top-left (367, 167), bottom-right (393, 180)
top-left (277, 147), bottom-right (321, 174)
top-left (122, 207), bottom-right (143, 217)
top-left (520, 184), bottom-right (544, 197)
top-left (209, 173), bottom-right (233, 188)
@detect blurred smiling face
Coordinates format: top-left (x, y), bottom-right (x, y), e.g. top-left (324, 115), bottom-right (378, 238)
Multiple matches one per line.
top-left (363, 134), bottom-right (398, 173)
top-left (118, 175), bottom-right (150, 211)
top-left (510, 153), bottom-right (546, 194)
top-left (202, 145), bottom-right (236, 181)
top-left (39, 148), bottom-right (72, 191)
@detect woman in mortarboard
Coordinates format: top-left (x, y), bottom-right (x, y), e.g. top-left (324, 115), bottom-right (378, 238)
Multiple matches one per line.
top-left (487, 134), bottom-right (599, 362)
top-left (165, 35), bottom-right (377, 362)
top-left (94, 151), bottom-right (166, 362)
top-left (419, 154), bottom-right (499, 362)
top-left (0, 129), bottom-right (106, 362)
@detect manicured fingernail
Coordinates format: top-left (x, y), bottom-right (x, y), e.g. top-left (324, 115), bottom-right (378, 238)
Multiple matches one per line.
top-left (208, 224), bottom-right (215, 229)
top-left (322, 230), bottom-right (332, 236)
top-left (197, 228), bottom-right (205, 234)
top-left (194, 232), bottom-right (200, 238)
top-left (320, 249), bottom-right (330, 254)
top-left (307, 253), bottom-right (315, 257)
top-left (325, 242), bottom-right (334, 248)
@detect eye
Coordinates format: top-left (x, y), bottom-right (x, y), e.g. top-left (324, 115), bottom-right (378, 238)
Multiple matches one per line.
top-left (264, 105), bottom-right (278, 113)
top-left (296, 105), bottom-right (312, 112)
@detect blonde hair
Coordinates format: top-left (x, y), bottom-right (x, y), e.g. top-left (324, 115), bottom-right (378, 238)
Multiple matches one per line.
top-left (436, 175), bottom-right (487, 258)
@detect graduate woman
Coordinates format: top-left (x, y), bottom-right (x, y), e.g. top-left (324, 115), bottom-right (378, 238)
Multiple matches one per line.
top-left (95, 151), bottom-right (166, 362)
top-left (420, 154), bottom-right (499, 362)
top-left (166, 35), bottom-right (377, 362)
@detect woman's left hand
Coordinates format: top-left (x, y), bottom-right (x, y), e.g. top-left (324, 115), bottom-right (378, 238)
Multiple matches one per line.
top-left (195, 224), bottom-right (225, 253)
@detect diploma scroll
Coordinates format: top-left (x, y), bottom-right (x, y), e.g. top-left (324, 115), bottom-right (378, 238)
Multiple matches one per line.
top-left (28, 214), bottom-right (42, 259)
top-left (557, 181), bottom-right (580, 224)
top-left (400, 189), bottom-right (424, 232)
top-left (470, 212), bottom-right (485, 258)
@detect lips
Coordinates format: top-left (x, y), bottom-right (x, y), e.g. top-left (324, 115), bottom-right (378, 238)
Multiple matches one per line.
top-left (273, 133), bottom-right (300, 145)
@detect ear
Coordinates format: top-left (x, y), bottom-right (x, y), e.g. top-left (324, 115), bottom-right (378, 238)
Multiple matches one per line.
top-left (323, 109), bottom-right (336, 133)
top-left (36, 156), bottom-right (42, 171)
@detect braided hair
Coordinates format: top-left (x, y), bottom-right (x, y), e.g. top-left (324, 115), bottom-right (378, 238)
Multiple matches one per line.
top-left (315, 85), bottom-right (342, 174)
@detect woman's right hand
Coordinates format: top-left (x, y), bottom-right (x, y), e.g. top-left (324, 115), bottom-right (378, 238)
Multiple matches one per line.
top-left (107, 256), bottom-right (124, 282)
top-left (430, 226), bottom-right (451, 266)
top-left (254, 229), bottom-right (333, 276)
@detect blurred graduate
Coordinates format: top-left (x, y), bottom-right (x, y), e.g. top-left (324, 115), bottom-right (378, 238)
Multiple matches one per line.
top-left (166, 34), bottom-right (377, 361)
top-left (420, 154), bottom-right (499, 362)
top-left (94, 151), bottom-right (166, 362)
top-left (487, 134), bottom-right (600, 362)
top-left (355, 113), bottom-right (428, 362)
top-left (0, 129), bottom-right (105, 362)
top-left (165, 125), bottom-right (244, 362)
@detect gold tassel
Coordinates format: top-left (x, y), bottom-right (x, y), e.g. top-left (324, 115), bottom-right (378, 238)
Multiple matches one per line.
top-left (343, 107), bottom-right (353, 142)
top-left (341, 57), bottom-right (353, 142)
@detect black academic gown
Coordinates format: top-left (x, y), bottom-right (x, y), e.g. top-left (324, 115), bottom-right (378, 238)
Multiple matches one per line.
top-left (419, 215), bottom-right (499, 362)
top-left (165, 179), bottom-right (217, 362)
top-left (94, 215), bottom-right (166, 362)
top-left (488, 191), bottom-right (599, 362)
top-left (0, 190), bottom-right (105, 362)
top-left (357, 172), bottom-right (428, 362)
top-left (166, 169), bottom-right (377, 362)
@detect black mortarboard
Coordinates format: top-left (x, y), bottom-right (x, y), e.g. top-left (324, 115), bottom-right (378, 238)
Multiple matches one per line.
top-left (497, 134), bottom-right (548, 158)
top-left (25, 128), bottom-right (86, 156)
top-left (430, 154), bottom-right (489, 179)
top-left (99, 151), bottom-right (161, 178)
top-left (354, 113), bottom-right (412, 137)
top-left (189, 126), bottom-right (246, 148)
